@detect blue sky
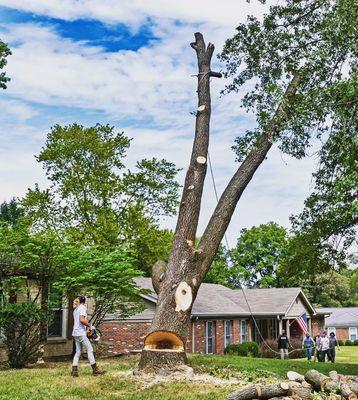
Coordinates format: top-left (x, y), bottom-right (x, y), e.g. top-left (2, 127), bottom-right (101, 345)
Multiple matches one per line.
top-left (0, 1), bottom-right (319, 245)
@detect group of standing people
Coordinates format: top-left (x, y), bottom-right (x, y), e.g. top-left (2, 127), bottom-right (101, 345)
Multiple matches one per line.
top-left (311, 331), bottom-right (340, 363)
top-left (277, 330), bottom-right (339, 362)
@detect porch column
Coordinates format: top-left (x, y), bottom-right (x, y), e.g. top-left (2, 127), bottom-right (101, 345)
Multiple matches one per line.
top-left (279, 318), bottom-right (283, 335)
top-left (286, 319), bottom-right (290, 338)
top-left (308, 317), bottom-right (312, 334)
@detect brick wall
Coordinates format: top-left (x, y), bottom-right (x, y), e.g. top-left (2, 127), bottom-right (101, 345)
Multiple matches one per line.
top-left (312, 317), bottom-right (325, 337)
top-left (334, 328), bottom-right (349, 341)
top-left (192, 320), bottom-right (206, 353)
top-left (186, 319), bottom-right (242, 354)
top-left (216, 320), bottom-right (225, 354)
top-left (99, 318), bottom-right (243, 356)
top-left (99, 321), bottom-right (151, 356)
top-left (233, 319), bottom-right (241, 343)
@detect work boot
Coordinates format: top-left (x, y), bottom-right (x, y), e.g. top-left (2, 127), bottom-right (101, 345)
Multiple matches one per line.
top-left (71, 366), bottom-right (79, 377)
top-left (91, 363), bottom-right (106, 375)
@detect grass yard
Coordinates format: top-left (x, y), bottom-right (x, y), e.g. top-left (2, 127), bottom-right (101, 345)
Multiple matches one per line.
top-left (334, 345), bottom-right (358, 364)
top-left (1, 350), bottom-right (357, 400)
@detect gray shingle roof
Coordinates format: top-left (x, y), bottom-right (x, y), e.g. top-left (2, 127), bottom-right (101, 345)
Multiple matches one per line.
top-left (234, 287), bottom-right (302, 315)
top-left (134, 277), bottom-right (314, 317)
top-left (316, 307), bottom-right (358, 327)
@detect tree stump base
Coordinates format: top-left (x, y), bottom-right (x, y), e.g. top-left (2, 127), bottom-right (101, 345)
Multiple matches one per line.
top-left (137, 349), bottom-right (188, 373)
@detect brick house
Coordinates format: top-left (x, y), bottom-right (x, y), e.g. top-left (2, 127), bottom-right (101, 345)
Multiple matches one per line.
top-left (316, 307), bottom-right (358, 341)
top-left (99, 278), bottom-right (326, 356)
top-left (0, 278), bottom-right (326, 361)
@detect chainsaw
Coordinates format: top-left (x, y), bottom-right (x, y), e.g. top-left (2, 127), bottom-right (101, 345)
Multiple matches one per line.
top-left (87, 326), bottom-right (101, 342)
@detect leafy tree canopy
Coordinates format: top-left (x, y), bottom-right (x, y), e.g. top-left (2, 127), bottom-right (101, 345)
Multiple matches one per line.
top-left (0, 198), bottom-right (23, 226)
top-left (0, 39), bottom-right (11, 89)
top-left (219, 0), bottom-right (357, 160)
top-left (204, 244), bottom-right (232, 287)
top-left (23, 124), bottom-right (180, 259)
top-left (290, 112), bottom-right (357, 270)
top-left (230, 222), bottom-right (288, 288)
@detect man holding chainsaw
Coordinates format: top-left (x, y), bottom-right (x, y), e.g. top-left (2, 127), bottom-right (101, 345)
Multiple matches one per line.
top-left (71, 295), bottom-right (106, 377)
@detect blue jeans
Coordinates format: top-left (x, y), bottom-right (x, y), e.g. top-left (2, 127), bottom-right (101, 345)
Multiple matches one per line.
top-left (305, 347), bottom-right (312, 360)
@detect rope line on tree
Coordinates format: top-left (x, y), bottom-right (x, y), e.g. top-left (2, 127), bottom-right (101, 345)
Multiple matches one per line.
top-left (207, 150), bottom-right (297, 356)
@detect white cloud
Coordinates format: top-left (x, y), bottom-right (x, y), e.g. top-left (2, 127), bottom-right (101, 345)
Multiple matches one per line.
top-left (1, 21), bottom-right (252, 129)
top-left (0, 2), bottom-right (319, 245)
top-left (0, 0), bottom-right (269, 27)
top-left (0, 98), bottom-right (38, 121)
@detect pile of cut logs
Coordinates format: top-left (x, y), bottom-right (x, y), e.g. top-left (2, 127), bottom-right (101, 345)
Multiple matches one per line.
top-left (228, 370), bottom-right (358, 400)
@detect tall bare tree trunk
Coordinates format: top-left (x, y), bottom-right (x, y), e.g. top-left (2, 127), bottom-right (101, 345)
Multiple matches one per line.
top-left (138, 32), bottom-right (300, 372)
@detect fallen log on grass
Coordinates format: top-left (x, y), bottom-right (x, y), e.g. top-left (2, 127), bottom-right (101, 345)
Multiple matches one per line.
top-left (287, 371), bottom-right (305, 383)
top-left (341, 383), bottom-right (358, 400)
top-left (228, 382), bottom-right (291, 400)
top-left (328, 372), bottom-right (358, 383)
top-left (304, 370), bottom-right (358, 399)
top-left (289, 382), bottom-right (312, 400)
top-left (304, 369), bottom-right (332, 391)
top-left (228, 369), bottom-right (358, 400)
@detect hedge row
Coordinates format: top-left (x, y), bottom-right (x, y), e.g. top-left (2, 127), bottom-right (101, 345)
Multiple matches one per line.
top-left (339, 339), bottom-right (358, 346)
top-left (224, 342), bottom-right (259, 357)
top-left (224, 339), bottom-right (358, 359)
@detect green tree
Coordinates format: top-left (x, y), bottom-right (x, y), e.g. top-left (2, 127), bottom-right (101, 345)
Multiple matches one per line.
top-left (0, 218), bottom-right (144, 367)
top-left (220, 0), bottom-right (357, 162)
top-left (126, 224), bottom-right (173, 275)
top-left (23, 123), bottom-right (180, 256)
top-left (0, 198), bottom-right (23, 226)
top-left (289, 107), bottom-right (357, 273)
top-left (348, 268), bottom-right (358, 305)
top-left (285, 270), bottom-right (351, 307)
top-left (0, 39), bottom-right (11, 89)
top-left (229, 223), bottom-right (288, 288)
top-left (0, 221), bottom-right (63, 367)
top-left (204, 244), bottom-right (231, 286)
top-left (53, 243), bottom-right (144, 327)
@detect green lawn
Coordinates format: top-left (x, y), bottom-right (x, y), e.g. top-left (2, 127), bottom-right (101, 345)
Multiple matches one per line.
top-left (0, 350), bottom-right (357, 400)
top-left (334, 345), bottom-right (358, 364)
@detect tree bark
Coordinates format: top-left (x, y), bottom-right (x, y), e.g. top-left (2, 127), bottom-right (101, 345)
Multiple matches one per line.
top-left (304, 370), bottom-right (358, 399)
top-left (140, 32), bottom-right (221, 362)
top-left (228, 383), bottom-right (291, 400)
top-left (138, 32), bottom-right (300, 372)
top-left (39, 277), bottom-right (49, 344)
top-left (304, 370), bottom-right (332, 391)
top-left (287, 371), bottom-right (305, 383)
top-left (138, 349), bottom-right (187, 372)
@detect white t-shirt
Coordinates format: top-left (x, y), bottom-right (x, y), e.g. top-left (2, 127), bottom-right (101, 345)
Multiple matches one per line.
top-left (72, 304), bottom-right (87, 337)
top-left (320, 337), bottom-right (330, 351)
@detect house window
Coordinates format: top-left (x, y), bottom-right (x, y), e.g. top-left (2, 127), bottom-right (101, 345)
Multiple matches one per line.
top-left (47, 288), bottom-right (65, 338)
top-left (241, 320), bottom-right (248, 343)
top-left (48, 309), bottom-right (63, 337)
top-left (206, 321), bottom-right (216, 354)
top-left (327, 326), bottom-right (336, 336)
top-left (349, 327), bottom-right (357, 341)
top-left (224, 320), bottom-right (233, 348)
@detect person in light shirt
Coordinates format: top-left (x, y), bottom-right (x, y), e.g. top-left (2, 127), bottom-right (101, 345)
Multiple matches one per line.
top-left (318, 331), bottom-right (330, 362)
top-left (71, 295), bottom-right (106, 377)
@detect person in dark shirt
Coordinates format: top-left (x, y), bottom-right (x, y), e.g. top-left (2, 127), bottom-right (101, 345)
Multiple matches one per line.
top-left (328, 332), bottom-right (340, 363)
top-left (277, 330), bottom-right (290, 359)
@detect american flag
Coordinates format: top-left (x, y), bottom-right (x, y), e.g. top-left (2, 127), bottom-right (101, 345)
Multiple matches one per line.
top-left (296, 312), bottom-right (308, 333)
